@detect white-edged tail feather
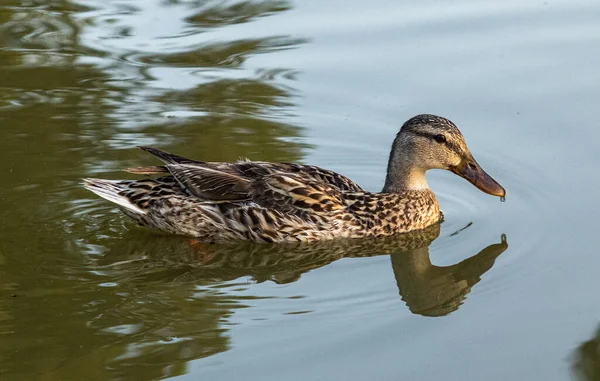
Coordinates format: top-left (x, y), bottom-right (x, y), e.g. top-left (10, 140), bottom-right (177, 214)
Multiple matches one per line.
top-left (82, 178), bottom-right (147, 215)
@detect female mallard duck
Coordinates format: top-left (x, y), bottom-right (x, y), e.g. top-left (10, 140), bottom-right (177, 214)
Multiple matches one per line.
top-left (83, 114), bottom-right (505, 243)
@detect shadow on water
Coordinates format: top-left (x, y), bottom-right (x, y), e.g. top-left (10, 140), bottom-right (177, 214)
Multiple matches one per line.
top-left (572, 325), bottom-right (600, 381)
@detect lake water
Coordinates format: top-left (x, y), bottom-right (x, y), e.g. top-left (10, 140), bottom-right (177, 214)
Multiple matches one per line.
top-left (1, 0), bottom-right (600, 380)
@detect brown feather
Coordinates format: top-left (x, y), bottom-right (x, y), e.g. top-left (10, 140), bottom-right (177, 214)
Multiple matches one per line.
top-left (250, 174), bottom-right (344, 213)
top-left (138, 146), bottom-right (204, 165)
top-left (166, 164), bottom-right (251, 201)
top-left (124, 166), bottom-right (168, 174)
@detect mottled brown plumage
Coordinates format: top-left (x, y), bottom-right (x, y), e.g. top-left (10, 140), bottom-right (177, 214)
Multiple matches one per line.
top-left (83, 114), bottom-right (505, 243)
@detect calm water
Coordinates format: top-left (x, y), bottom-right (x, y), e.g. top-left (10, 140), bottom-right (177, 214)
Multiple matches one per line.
top-left (1, 0), bottom-right (600, 380)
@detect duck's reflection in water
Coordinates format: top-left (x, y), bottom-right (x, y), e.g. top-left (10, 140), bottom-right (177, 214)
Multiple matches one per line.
top-left (572, 325), bottom-right (600, 381)
top-left (97, 223), bottom-right (507, 317)
top-left (392, 233), bottom-right (508, 316)
top-left (81, 225), bottom-right (507, 377)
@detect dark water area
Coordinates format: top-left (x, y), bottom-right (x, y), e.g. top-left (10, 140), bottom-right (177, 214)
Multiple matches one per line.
top-left (1, 0), bottom-right (600, 380)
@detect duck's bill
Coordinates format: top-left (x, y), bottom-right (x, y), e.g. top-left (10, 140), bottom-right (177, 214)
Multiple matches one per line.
top-left (451, 157), bottom-right (506, 198)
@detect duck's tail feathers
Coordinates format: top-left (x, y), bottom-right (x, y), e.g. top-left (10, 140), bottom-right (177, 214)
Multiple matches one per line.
top-left (82, 178), bottom-right (147, 215)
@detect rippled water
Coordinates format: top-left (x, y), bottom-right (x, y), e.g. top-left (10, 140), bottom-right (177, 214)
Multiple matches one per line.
top-left (1, 0), bottom-right (600, 379)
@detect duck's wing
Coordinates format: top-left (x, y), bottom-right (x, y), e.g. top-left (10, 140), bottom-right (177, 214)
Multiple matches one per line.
top-left (249, 173), bottom-right (345, 213)
top-left (138, 146), bottom-right (206, 165)
top-left (163, 164), bottom-right (251, 201)
top-left (128, 147), bottom-right (347, 212)
top-left (153, 163), bottom-right (345, 213)
top-left (124, 146), bottom-right (206, 174)
top-left (128, 146), bottom-right (364, 193)
top-left (232, 161), bottom-right (364, 193)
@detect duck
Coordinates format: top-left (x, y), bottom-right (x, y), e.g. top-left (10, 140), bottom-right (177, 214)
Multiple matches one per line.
top-left (83, 114), bottom-right (505, 243)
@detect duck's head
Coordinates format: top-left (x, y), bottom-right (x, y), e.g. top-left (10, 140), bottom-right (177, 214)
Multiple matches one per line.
top-left (383, 114), bottom-right (505, 197)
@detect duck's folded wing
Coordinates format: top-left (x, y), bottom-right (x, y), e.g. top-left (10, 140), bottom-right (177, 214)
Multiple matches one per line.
top-left (124, 165), bottom-right (169, 174)
top-left (161, 162), bottom-right (345, 212)
top-left (166, 164), bottom-right (251, 201)
top-left (138, 146), bottom-right (205, 165)
top-left (124, 146), bottom-right (205, 175)
top-left (250, 174), bottom-right (345, 213)
top-left (283, 164), bottom-right (364, 193)
top-left (131, 146), bottom-right (363, 199)
top-left (234, 162), bottom-right (364, 193)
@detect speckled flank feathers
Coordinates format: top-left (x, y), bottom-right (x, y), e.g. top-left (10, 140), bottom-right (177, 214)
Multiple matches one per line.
top-left (83, 114), bottom-right (503, 243)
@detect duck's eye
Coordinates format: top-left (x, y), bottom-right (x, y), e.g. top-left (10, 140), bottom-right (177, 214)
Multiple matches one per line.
top-left (434, 134), bottom-right (446, 144)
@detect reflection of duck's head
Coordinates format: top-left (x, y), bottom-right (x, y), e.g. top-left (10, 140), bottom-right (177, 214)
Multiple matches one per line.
top-left (391, 234), bottom-right (508, 317)
top-left (384, 114), bottom-right (505, 197)
top-left (572, 325), bottom-right (600, 381)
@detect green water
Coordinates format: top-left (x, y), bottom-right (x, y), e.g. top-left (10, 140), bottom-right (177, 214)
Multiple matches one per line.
top-left (1, 0), bottom-right (600, 380)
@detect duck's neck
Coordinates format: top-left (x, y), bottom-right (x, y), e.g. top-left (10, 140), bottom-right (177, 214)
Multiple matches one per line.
top-left (382, 139), bottom-right (429, 193)
top-left (383, 166), bottom-right (429, 193)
